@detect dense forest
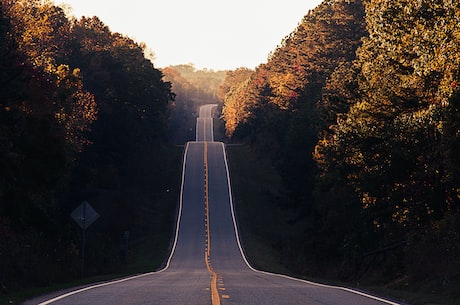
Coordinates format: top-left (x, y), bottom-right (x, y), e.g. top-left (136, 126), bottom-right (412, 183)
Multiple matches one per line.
top-left (0, 0), bottom-right (179, 296)
top-left (1, 0), bottom-right (459, 302)
top-left (220, 0), bottom-right (459, 299)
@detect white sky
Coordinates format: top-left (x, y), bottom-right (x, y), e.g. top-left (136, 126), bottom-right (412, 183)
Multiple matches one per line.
top-left (58, 0), bottom-right (324, 71)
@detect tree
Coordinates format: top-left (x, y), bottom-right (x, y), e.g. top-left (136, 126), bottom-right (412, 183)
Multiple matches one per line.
top-left (0, 2), bottom-right (174, 292)
top-left (314, 0), bottom-right (460, 285)
top-left (217, 67), bottom-right (253, 101)
top-left (2, 0), bottom-right (97, 154)
top-left (321, 0), bottom-right (460, 230)
top-left (221, 0), bottom-right (369, 277)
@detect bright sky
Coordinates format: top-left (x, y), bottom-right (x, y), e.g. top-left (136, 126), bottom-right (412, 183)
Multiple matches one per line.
top-left (58, 0), bottom-right (324, 71)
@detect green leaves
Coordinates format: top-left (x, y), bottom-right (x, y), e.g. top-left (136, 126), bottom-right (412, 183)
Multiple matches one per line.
top-left (314, 0), bottom-right (460, 286)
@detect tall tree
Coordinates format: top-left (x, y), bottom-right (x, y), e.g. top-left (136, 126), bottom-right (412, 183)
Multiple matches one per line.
top-left (0, 2), bottom-right (174, 293)
top-left (314, 0), bottom-right (460, 285)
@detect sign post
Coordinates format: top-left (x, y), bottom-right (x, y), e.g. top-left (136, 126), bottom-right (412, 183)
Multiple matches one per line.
top-left (123, 230), bottom-right (130, 263)
top-left (71, 201), bottom-right (99, 278)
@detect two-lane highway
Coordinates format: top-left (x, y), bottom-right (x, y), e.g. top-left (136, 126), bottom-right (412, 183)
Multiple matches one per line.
top-left (25, 104), bottom-right (404, 305)
top-left (196, 104), bottom-right (216, 142)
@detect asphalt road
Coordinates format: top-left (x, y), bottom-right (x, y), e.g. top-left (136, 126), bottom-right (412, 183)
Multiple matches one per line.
top-left (25, 104), bottom-right (403, 305)
top-left (196, 104), bottom-right (216, 142)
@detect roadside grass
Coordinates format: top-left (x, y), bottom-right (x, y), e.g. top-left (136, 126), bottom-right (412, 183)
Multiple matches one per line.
top-left (1, 145), bottom-right (184, 305)
top-left (225, 144), bottom-right (294, 275)
top-left (213, 117), bottom-right (226, 143)
top-left (214, 114), bottom-right (289, 273)
top-left (225, 143), bottom-right (459, 305)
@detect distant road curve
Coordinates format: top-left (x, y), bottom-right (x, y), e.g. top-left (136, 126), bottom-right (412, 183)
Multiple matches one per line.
top-left (24, 104), bottom-right (405, 305)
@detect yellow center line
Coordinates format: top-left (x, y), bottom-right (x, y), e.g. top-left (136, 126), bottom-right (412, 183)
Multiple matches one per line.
top-left (204, 141), bottom-right (210, 258)
top-left (203, 116), bottom-right (206, 142)
top-left (204, 134), bottom-right (221, 305)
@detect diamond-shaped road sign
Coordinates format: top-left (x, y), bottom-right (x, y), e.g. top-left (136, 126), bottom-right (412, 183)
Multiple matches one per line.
top-left (71, 201), bottom-right (99, 230)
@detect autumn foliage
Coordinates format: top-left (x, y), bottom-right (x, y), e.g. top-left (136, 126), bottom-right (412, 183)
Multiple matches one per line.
top-left (1, 0), bottom-right (173, 293)
top-left (220, 0), bottom-right (459, 296)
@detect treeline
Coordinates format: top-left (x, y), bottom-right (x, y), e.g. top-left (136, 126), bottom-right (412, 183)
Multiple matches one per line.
top-left (163, 64), bottom-right (226, 102)
top-left (220, 0), bottom-right (459, 296)
top-left (0, 0), bottom-right (176, 294)
top-left (163, 64), bottom-right (227, 143)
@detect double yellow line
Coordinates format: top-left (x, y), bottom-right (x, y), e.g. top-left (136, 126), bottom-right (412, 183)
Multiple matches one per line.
top-left (203, 119), bottom-right (221, 305)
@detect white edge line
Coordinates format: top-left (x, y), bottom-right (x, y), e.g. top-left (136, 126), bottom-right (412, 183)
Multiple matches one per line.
top-left (210, 116), bottom-right (214, 142)
top-left (197, 104), bottom-right (217, 142)
top-left (38, 143), bottom-right (190, 305)
top-left (195, 117), bottom-right (199, 141)
top-left (208, 104), bottom-right (217, 143)
top-left (220, 142), bottom-right (402, 305)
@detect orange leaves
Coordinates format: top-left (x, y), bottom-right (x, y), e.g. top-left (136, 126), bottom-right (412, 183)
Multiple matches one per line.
top-left (221, 77), bottom-right (258, 138)
top-left (319, 0), bottom-right (460, 234)
top-left (1, 0), bottom-right (99, 153)
top-left (53, 64), bottom-right (97, 152)
top-left (220, 0), bottom-right (368, 142)
top-left (5, 0), bottom-right (70, 67)
top-left (267, 71), bottom-right (300, 110)
top-left (361, 192), bottom-right (378, 209)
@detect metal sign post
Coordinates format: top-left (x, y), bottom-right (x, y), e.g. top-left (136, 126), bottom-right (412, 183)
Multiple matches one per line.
top-left (71, 201), bottom-right (99, 278)
top-left (123, 230), bottom-right (130, 263)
